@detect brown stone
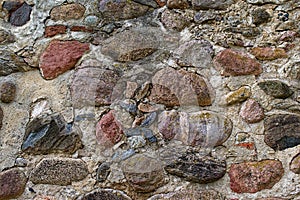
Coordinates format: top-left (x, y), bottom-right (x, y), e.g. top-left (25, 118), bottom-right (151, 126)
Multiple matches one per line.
top-left (50, 3), bottom-right (85, 21)
top-left (44, 25), bottom-right (67, 37)
top-left (0, 29), bottom-right (15, 44)
top-left (0, 106), bottom-right (3, 130)
top-left (167, 0), bottom-right (190, 9)
top-left (0, 168), bottom-right (27, 200)
top-left (229, 160), bottom-right (284, 193)
top-left (290, 153), bottom-right (300, 174)
top-left (250, 47), bottom-right (288, 61)
top-left (0, 81), bottom-right (16, 103)
top-left (39, 40), bottom-right (89, 80)
top-left (239, 99), bottom-right (264, 123)
top-left (70, 26), bottom-right (93, 32)
top-left (214, 49), bottom-right (262, 76)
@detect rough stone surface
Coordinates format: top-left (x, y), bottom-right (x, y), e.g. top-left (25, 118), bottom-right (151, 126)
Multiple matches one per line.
top-left (98, 0), bottom-right (149, 21)
top-left (258, 80), bottom-right (293, 99)
top-left (226, 86), bottom-right (251, 105)
top-left (192, 0), bottom-right (233, 10)
top-left (252, 8), bottom-right (271, 25)
top-left (9, 2), bottom-right (32, 26)
top-left (30, 158), bottom-right (88, 185)
top-left (0, 29), bottom-right (15, 44)
top-left (79, 189), bottom-right (132, 200)
top-left (45, 25), bottom-right (67, 37)
top-left (21, 113), bottom-right (83, 154)
top-left (0, 81), bottom-right (16, 103)
top-left (101, 29), bottom-right (158, 62)
top-left (0, 168), bottom-right (27, 200)
top-left (165, 151), bottom-right (226, 183)
top-left (290, 153), bottom-right (300, 174)
top-left (229, 160), bottom-right (284, 193)
top-left (239, 99), bottom-right (264, 123)
top-left (160, 9), bottom-right (191, 31)
top-left (214, 49), bottom-right (262, 76)
top-left (122, 154), bottom-right (165, 192)
top-left (167, 0), bottom-right (190, 9)
top-left (250, 47), bottom-right (287, 61)
top-left (50, 3), bottom-right (86, 21)
top-left (39, 40), bottom-right (90, 80)
top-left (149, 67), bottom-right (212, 107)
top-left (0, 106), bottom-right (3, 130)
top-left (0, 50), bottom-right (31, 76)
top-left (96, 111), bottom-right (124, 147)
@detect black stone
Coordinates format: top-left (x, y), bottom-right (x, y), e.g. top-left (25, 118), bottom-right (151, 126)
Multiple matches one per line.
top-left (9, 2), bottom-right (32, 26)
top-left (0, 106), bottom-right (3, 130)
top-left (165, 151), bottom-right (226, 183)
top-left (258, 80), bottom-right (293, 99)
top-left (96, 162), bottom-right (110, 182)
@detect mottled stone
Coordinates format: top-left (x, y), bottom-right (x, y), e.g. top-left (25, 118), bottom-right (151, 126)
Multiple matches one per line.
top-left (71, 67), bottom-right (121, 107)
top-left (98, 0), bottom-right (149, 21)
top-left (192, 0), bottom-right (233, 10)
top-left (133, 0), bottom-right (158, 8)
top-left (290, 153), bottom-right (300, 174)
top-left (239, 99), bottom-right (264, 123)
top-left (149, 67), bottom-right (212, 107)
top-left (122, 154), bottom-right (165, 192)
top-left (214, 49), bottom-right (262, 76)
top-left (173, 39), bottom-right (214, 68)
top-left (194, 10), bottom-right (217, 24)
top-left (161, 9), bottom-right (191, 31)
top-left (226, 86), bottom-right (251, 105)
top-left (119, 99), bottom-right (137, 114)
top-left (0, 50), bottom-right (31, 76)
top-left (9, 2), bottom-right (32, 26)
top-left (258, 80), bottom-right (293, 99)
top-left (138, 102), bottom-right (162, 113)
top-left (278, 31), bottom-right (297, 42)
top-left (30, 158), bottom-right (88, 185)
top-left (167, 0), bottom-right (190, 9)
top-left (0, 81), bottom-right (16, 103)
top-left (96, 162), bottom-right (110, 182)
top-left (39, 40), bottom-right (89, 80)
top-left (21, 113), bottom-right (82, 155)
top-left (0, 29), bottom-right (15, 44)
top-left (101, 29), bottom-right (158, 62)
top-left (44, 25), bottom-right (67, 37)
top-left (165, 151), bottom-right (226, 183)
top-left (79, 189), bottom-right (132, 200)
top-left (252, 8), bottom-right (271, 25)
top-left (0, 168), bottom-right (27, 200)
top-left (250, 47), bottom-right (287, 61)
top-left (96, 111), bottom-right (123, 147)
top-left (225, 27), bottom-right (261, 38)
top-left (229, 160), bottom-right (284, 193)
top-left (0, 106), bottom-right (3, 130)
top-left (50, 3), bottom-right (85, 21)
top-left (148, 189), bottom-right (226, 200)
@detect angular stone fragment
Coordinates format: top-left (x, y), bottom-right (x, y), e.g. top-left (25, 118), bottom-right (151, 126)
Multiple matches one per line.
top-left (229, 160), bottom-right (284, 193)
top-left (9, 2), bottom-right (32, 26)
top-left (173, 39), bottom-right (214, 68)
top-left (21, 113), bottom-right (83, 154)
top-left (50, 3), bottom-right (85, 21)
top-left (39, 40), bottom-right (89, 80)
top-left (0, 50), bottom-right (31, 76)
top-left (71, 67), bottom-right (121, 107)
top-left (165, 151), bottom-right (226, 183)
top-left (192, 0), bottom-right (233, 10)
top-left (96, 111), bottom-right (124, 147)
top-left (0, 168), bottom-right (27, 200)
top-left (0, 81), bottom-right (16, 103)
top-left (250, 47), bottom-right (287, 61)
top-left (0, 29), bottom-right (15, 44)
top-left (158, 110), bottom-right (232, 147)
top-left (264, 114), bottom-right (300, 150)
top-left (239, 99), bottom-right (264, 123)
top-left (149, 67), bottom-right (212, 107)
top-left (226, 86), bottom-right (251, 105)
top-left (214, 49), bottom-right (262, 76)
top-left (122, 154), bottom-right (165, 192)
top-left (45, 25), bottom-right (67, 37)
top-left (30, 158), bottom-right (88, 185)
top-left (167, 0), bottom-right (190, 9)
top-left (79, 189), bottom-right (132, 200)
top-left (98, 0), bottom-right (149, 21)
top-left (101, 29), bottom-right (158, 62)
top-left (290, 153), bottom-right (300, 174)
top-left (161, 9), bottom-right (191, 31)
top-left (252, 8), bottom-right (271, 25)
top-left (258, 80), bottom-right (293, 99)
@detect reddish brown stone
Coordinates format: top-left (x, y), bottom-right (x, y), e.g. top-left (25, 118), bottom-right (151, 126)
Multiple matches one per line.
top-left (155, 0), bottom-right (166, 7)
top-left (39, 40), bottom-right (89, 80)
top-left (290, 153), bottom-right (300, 174)
top-left (45, 25), bottom-right (67, 37)
top-left (96, 111), bottom-right (123, 147)
top-left (229, 160), bottom-right (284, 193)
top-left (70, 26), bottom-right (93, 32)
top-left (0, 168), bottom-right (27, 200)
top-left (50, 3), bottom-right (86, 21)
top-left (250, 47), bottom-right (288, 61)
top-left (239, 99), bottom-right (264, 123)
top-left (0, 106), bottom-right (3, 130)
top-left (214, 49), bottom-right (262, 76)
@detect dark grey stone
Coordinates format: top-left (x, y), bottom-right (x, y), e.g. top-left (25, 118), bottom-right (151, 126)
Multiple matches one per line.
top-left (9, 2), bottom-right (32, 26)
top-left (258, 80), bottom-right (293, 99)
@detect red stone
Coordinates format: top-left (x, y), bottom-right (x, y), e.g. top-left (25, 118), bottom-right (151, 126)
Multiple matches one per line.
top-left (39, 40), bottom-right (89, 80)
top-left (235, 142), bottom-right (255, 150)
top-left (44, 25), bottom-right (67, 37)
top-left (96, 111), bottom-right (123, 147)
top-left (250, 47), bottom-right (287, 61)
top-left (214, 49), bottom-right (262, 76)
top-left (70, 26), bottom-right (93, 32)
top-left (239, 99), bottom-right (264, 123)
top-left (229, 160), bottom-right (284, 193)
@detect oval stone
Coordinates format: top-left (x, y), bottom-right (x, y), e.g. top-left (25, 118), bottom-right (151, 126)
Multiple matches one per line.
top-left (290, 153), bottom-right (300, 174)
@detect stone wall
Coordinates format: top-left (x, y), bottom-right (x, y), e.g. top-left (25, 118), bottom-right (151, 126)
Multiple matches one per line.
top-left (0, 0), bottom-right (299, 199)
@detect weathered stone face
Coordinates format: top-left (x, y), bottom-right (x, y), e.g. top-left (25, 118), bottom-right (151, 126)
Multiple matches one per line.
top-left (50, 3), bottom-right (86, 21)
top-left (0, 81), bottom-right (16, 103)
top-left (258, 80), bottom-right (293, 99)
top-left (0, 50), bottom-right (31, 76)
top-left (250, 47), bottom-right (287, 61)
top-left (290, 153), bottom-right (300, 174)
top-left (79, 189), bottom-right (132, 200)
top-left (192, 0), bottom-right (234, 10)
top-left (239, 99), bottom-right (264, 123)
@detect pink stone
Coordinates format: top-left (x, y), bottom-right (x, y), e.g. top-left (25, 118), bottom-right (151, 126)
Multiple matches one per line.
top-left (214, 49), bottom-right (262, 76)
top-left (239, 99), bottom-right (264, 123)
top-left (96, 111), bottom-right (123, 147)
top-left (39, 40), bottom-right (89, 80)
top-left (229, 160), bottom-right (284, 193)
